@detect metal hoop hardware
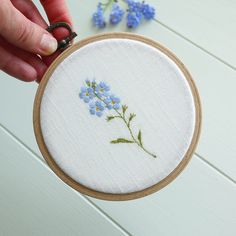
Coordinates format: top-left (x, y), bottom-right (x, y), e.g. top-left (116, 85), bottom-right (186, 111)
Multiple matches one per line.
top-left (47, 22), bottom-right (77, 51)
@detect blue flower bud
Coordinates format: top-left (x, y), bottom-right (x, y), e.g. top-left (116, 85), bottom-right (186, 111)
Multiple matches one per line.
top-left (109, 3), bottom-right (124, 25)
top-left (92, 3), bottom-right (106, 28)
top-left (142, 3), bottom-right (155, 20)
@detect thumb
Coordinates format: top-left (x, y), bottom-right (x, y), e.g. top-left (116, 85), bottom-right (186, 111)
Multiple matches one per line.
top-left (0, 0), bottom-right (58, 56)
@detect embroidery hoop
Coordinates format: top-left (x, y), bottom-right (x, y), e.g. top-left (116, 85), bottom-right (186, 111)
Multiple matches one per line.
top-left (33, 32), bottom-right (201, 201)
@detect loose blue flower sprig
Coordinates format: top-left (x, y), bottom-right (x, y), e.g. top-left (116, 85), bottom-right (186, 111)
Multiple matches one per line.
top-left (79, 79), bottom-right (157, 158)
top-left (92, 0), bottom-right (156, 29)
top-left (92, 3), bottom-right (106, 28)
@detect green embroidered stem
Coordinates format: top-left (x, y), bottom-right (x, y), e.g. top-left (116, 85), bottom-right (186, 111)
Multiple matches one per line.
top-left (92, 85), bottom-right (157, 158)
top-left (113, 109), bottom-right (157, 158)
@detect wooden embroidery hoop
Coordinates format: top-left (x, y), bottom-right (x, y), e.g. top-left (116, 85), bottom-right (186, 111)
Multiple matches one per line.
top-left (33, 32), bottom-right (202, 201)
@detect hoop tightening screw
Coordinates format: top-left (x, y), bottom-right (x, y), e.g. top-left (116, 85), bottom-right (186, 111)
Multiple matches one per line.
top-left (47, 22), bottom-right (77, 51)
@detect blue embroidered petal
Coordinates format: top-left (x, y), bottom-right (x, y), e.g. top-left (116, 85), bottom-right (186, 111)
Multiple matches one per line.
top-left (87, 87), bottom-right (95, 98)
top-left (113, 103), bottom-right (120, 109)
top-left (99, 81), bottom-right (110, 91)
top-left (103, 91), bottom-right (110, 97)
top-left (83, 97), bottom-right (90, 103)
top-left (114, 97), bottom-right (120, 103)
top-left (107, 104), bottom-right (113, 110)
top-left (89, 102), bottom-right (95, 109)
top-left (110, 95), bottom-right (120, 103)
top-left (96, 111), bottom-right (103, 117)
top-left (95, 100), bottom-right (105, 111)
top-left (81, 86), bottom-right (87, 92)
top-left (104, 97), bottom-right (111, 104)
top-left (90, 109), bottom-right (96, 115)
top-left (79, 92), bottom-right (84, 99)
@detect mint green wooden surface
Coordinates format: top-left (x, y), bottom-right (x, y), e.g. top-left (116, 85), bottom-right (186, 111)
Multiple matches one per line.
top-left (0, 127), bottom-right (128, 236)
top-left (156, 0), bottom-right (236, 69)
top-left (0, 1), bottom-right (236, 235)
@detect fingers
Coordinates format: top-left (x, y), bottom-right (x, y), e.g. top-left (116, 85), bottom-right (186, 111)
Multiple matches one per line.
top-left (40, 0), bottom-right (73, 40)
top-left (0, 36), bottom-right (48, 82)
top-left (42, 51), bottom-right (61, 66)
top-left (39, 1), bottom-right (74, 66)
top-left (9, 0), bottom-right (53, 70)
top-left (11, 0), bottom-right (48, 28)
top-left (0, 0), bottom-right (74, 82)
top-left (0, 0), bottom-right (57, 56)
top-left (40, 0), bottom-right (72, 25)
top-left (0, 45), bottom-right (37, 82)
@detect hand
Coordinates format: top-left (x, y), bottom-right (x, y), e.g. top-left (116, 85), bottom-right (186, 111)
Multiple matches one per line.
top-left (0, 0), bottom-right (72, 82)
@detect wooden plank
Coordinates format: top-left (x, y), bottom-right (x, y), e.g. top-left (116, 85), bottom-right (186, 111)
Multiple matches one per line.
top-left (93, 156), bottom-right (236, 236)
top-left (66, 0), bottom-right (236, 70)
top-left (0, 127), bottom-right (128, 236)
top-left (1, 125), bottom-right (236, 236)
top-left (136, 25), bottom-right (236, 180)
top-left (152, 0), bottom-right (236, 69)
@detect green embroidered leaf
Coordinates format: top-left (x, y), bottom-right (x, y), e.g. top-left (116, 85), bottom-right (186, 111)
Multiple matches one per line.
top-left (122, 105), bottom-right (128, 115)
top-left (106, 116), bottom-right (115, 121)
top-left (110, 138), bottom-right (134, 144)
top-left (91, 81), bottom-right (97, 89)
top-left (85, 80), bottom-right (91, 86)
top-left (128, 113), bottom-right (136, 126)
top-left (137, 130), bottom-right (143, 146)
top-left (129, 113), bottom-right (136, 122)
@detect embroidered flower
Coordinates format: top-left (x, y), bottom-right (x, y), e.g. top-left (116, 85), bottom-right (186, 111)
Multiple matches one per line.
top-left (89, 100), bottom-right (105, 117)
top-left (105, 95), bottom-right (121, 110)
top-left (95, 81), bottom-right (110, 98)
top-left (79, 87), bottom-right (94, 103)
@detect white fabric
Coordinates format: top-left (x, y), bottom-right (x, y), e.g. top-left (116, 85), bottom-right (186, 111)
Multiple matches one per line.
top-left (40, 38), bottom-right (195, 194)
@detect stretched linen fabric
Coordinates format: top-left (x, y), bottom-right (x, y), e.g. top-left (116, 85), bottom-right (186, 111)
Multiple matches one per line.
top-left (40, 38), bottom-right (196, 194)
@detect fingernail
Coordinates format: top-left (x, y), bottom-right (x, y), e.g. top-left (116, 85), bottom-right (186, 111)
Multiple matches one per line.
top-left (40, 34), bottom-right (58, 55)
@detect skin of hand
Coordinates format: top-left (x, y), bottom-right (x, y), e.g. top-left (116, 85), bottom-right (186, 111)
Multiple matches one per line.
top-left (0, 0), bottom-right (73, 82)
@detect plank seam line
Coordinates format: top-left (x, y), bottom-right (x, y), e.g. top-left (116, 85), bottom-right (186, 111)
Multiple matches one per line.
top-left (154, 19), bottom-right (236, 72)
top-left (1, 123), bottom-right (235, 213)
top-left (194, 152), bottom-right (236, 185)
top-left (1, 121), bottom-right (235, 194)
top-left (0, 123), bottom-right (132, 236)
